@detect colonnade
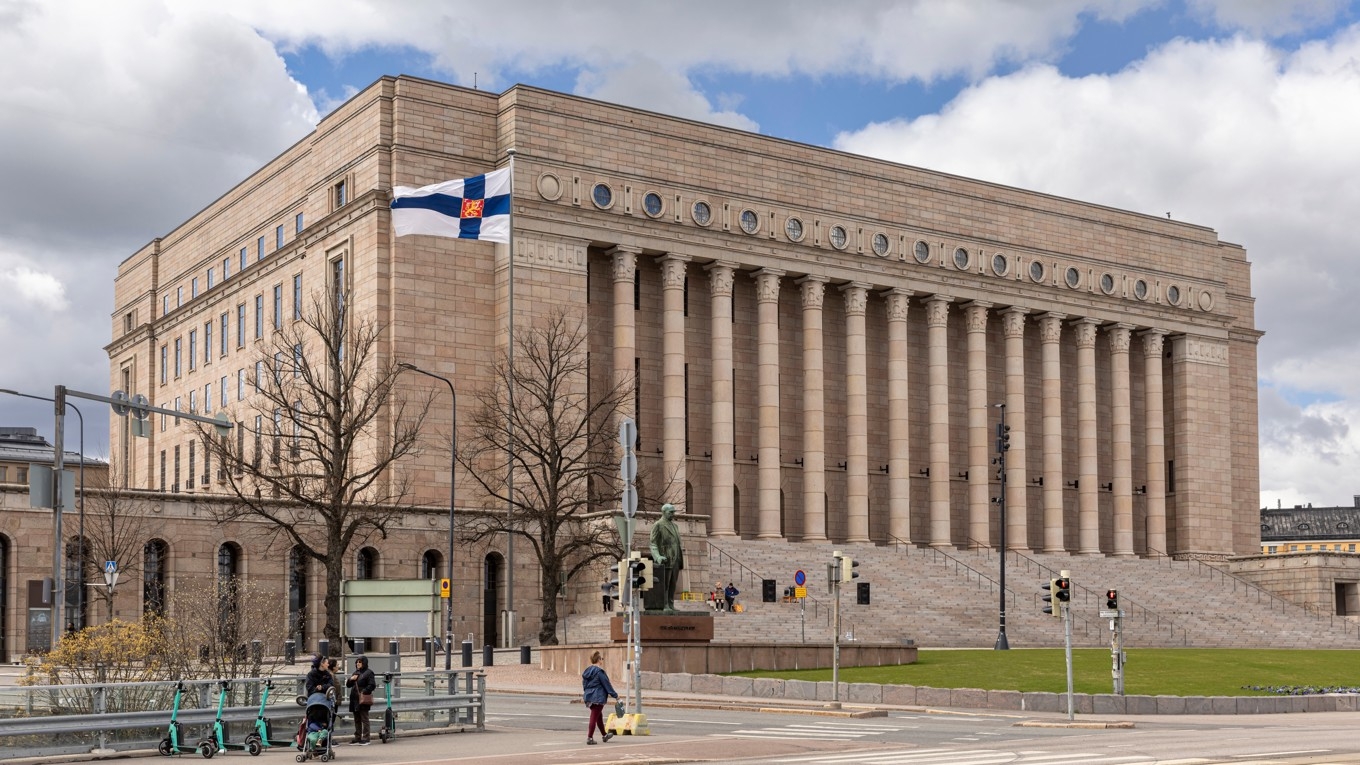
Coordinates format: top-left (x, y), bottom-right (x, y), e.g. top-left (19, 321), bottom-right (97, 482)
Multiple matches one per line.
top-left (608, 247), bottom-right (1182, 557)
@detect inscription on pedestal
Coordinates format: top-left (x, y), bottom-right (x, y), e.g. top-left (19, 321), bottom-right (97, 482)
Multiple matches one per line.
top-left (610, 613), bottom-right (714, 643)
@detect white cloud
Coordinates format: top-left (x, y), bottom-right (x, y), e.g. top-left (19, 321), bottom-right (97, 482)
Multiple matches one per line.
top-left (833, 28), bottom-right (1360, 506)
top-left (2, 263), bottom-right (67, 312)
top-left (575, 61), bottom-right (759, 133)
top-left (1188, 0), bottom-right (1350, 36)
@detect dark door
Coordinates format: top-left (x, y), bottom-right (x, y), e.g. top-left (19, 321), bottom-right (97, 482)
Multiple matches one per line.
top-left (482, 556), bottom-right (500, 649)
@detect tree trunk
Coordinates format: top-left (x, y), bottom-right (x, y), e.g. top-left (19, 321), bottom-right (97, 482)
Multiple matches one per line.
top-left (324, 554), bottom-right (343, 656)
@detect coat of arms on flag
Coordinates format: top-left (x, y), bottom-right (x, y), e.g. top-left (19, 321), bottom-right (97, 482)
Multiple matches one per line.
top-left (391, 167), bottom-right (510, 242)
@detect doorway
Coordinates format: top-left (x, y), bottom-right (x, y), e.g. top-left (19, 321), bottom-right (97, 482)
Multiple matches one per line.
top-left (482, 553), bottom-right (503, 650)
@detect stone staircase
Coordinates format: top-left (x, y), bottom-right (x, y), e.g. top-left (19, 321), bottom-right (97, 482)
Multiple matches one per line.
top-left (557, 540), bottom-right (1360, 649)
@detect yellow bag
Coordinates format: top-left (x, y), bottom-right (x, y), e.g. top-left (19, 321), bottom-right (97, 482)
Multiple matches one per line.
top-left (733, 604), bottom-right (744, 613)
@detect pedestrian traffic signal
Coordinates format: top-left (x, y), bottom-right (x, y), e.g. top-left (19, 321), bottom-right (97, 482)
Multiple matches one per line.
top-left (840, 555), bottom-right (859, 583)
top-left (996, 423), bottom-right (1011, 453)
top-left (1105, 588), bottom-right (1118, 611)
top-left (1041, 579), bottom-right (1060, 618)
top-left (1054, 576), bottom-right (1071, 605)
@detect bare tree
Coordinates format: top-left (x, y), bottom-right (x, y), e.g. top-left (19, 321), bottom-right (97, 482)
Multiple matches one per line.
top-left (158, 577), bottom-right (294, 680)
top-left (202, 292), bottom-right (429, 653)
top-left (458, 311), bottom-right (632, 645)
top-left (78, 475), bottom-right (158, 624)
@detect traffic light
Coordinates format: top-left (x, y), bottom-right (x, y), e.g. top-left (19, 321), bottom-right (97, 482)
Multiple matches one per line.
top-left (996, 423), bottom-right (1011, 453)
top-left (1105, 588), bottom-right (1119, 611)
top-left (1041, 578), bottom-right (1059, 618)
top-left (629, 559), bottom-right (648, 591)
top-left (1054, 576), bottom-right (1071, 606)
top-left (840, 555), bottom-right (859, 583)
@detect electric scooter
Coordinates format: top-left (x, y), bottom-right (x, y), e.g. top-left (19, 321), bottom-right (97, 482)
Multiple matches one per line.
top-left (159, 681), bottom-right (205, 756)
top-left (199, 680), bottom-right (262, 757)
top-left (376, 674), bottom-right (396, 743)
top-left (244, 679), bottom-right (297, 750)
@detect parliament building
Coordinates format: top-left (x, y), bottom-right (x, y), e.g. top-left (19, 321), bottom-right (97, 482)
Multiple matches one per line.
top-left (50, 75), bottom-right (1261, 656)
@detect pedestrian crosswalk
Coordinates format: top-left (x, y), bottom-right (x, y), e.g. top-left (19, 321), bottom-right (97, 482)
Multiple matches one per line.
top-left (710, 720), bottom-right (906, 741)
top-left (767, 749), bottom-right (1153, 764)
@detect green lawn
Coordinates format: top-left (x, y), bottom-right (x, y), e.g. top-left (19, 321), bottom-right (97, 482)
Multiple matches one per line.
top-left (737, 649), bottom-right (1360, 697)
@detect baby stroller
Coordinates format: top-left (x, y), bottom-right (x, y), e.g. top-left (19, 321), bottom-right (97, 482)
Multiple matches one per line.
top-left (294, 692), bottom-right (336, 762)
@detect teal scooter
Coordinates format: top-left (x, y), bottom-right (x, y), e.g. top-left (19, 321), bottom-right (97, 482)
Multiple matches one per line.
top-left (199, 681), bottom-right (262, 758)
top-left (376, 673), bottom-right (396, 743)
top-left (159, 681), bottom-right (205, 756)
top-left (244, 679), bottom-right (297, 750)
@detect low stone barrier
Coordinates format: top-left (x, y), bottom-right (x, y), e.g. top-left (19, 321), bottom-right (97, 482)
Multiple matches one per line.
top-left (637, 671), bottom-right (1360, 715)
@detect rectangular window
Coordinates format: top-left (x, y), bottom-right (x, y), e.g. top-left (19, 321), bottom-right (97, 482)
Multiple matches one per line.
top-left (163, 294), bottom-right (169, 316)
top-left (177, 286), bottom-right (183, 308)
top-left (240, 247), bottom-right (247, 272)
top-left (273, 284), bottom-right (283, 329)
top-left (203, 437), bottom-right (212, 485)
top-left (237, 304), bottom-right (246, 347)
top-left (207, 268), bottom-right (215, 289)
top-left (220, 313), bottom-right (229, 356)
top-left (174, 396), bottom-right (182, 426)
top-left (188, 330), bottom-right (197, 371)
top-left (223, 257), bottom-right (231, 280)
top-left (173, 446), bottom-right (180, 492)
top-left (255, 295), bottom-right (264, 339)
top-left (295, 212), bottom-right (304, 233)
top-left (124, 311), bottom-right (134, 334)
top-left (253, 414), bottom-right (262, 468)
top-left (188, 390), bottom-right (196, 414)
top-left (220, 376), bottom-right (227, 408)
top-left (293, 344), bottom-right (303, 377)
top-left (204, 383), bottom-right (212, 413)
top-left (276, 224), bottom-right (284, 249)
top-left (272, 408), bottom-right (282, 465)
top-left (274, 352), bottom-right (285, 386)
top-left (174, 338), bottom-right (182, 377)
top-left (192, 277), bottom-right (200, 298)
top-left (161, 411), bottom-right (166, 432)
top-left (160, 345), bottom-right (168, 385)
top-left (203, 322), bottom-right (212, 365)
top-left (257, 236), bottom-right (265, 261)
top-left (334, 180), bottom-right (347, 207)
top-left (255, 360), bottom-right (263, 392)
top-left (187, 438), bottom-right (196, 489)
top-left (0, 466), bottom-right (7, 482)
top-left (159, 450), bottom-right (166, 492)
top-left (237, 368), bottom-right (245, 400)
top-left (293, 274), bottom-right (303, 320)
top-left (235, 422), bottom-right (244, 476)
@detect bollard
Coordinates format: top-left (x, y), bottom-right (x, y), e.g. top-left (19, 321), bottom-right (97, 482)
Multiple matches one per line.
top-left (284, 638), bottom-right (296, 665)
top-left (462, 639), bottom-right (473, 668)
top-left (520, 645), bottom-right (531, 665)
top-left (319, 638), bottom-right (330, 659)
top-left (424, 638), bottom-right (434, 669)
top-left (251, 639), bottom-right (263, 665)
top-left (482, 644), bottom-right (494, 667)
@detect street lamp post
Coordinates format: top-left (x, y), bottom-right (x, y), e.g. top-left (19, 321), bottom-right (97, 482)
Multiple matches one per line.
top-left (1, 388), bottom-right (86, 641)
top-left (397, 363), bottom-right (457, 670)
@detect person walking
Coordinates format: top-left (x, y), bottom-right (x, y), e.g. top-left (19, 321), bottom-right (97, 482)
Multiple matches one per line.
top-left (581, 651), bottom-right (619, 745)
top-left (345, 656), bottom-right (376, 745)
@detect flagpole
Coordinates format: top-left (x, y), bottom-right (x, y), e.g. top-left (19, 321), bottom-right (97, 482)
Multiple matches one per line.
top-left (504, 148), bottom-right (516, 649)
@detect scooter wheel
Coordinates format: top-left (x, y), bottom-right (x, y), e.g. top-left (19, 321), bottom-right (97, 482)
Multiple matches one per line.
top-left (248, 740), bottom-right (262, 756)
top-left (158, 739), bottom-right (173, 756)
top-left (199, 742), bottom-right (215, 759)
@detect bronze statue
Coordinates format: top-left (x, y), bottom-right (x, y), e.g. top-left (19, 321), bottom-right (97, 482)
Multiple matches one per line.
top-left (648, 503), bottom-right (684, 613)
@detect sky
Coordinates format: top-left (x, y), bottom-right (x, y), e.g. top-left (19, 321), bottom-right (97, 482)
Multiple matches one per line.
top-left (2, 0), bottom-right (1358, 510)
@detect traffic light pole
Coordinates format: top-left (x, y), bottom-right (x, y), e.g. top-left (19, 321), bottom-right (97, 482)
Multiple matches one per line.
top-left (1111, 614), bottom-right (1125, 696)
top-left (1061, 569), bottom-right (1074, 721)
top-left (994, 403), bottom-right (1010, 651)
top-left (830, 558), bottom-right (841, 706)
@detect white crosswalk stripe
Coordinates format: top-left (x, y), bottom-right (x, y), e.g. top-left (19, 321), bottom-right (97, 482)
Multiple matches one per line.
top-left (711, 720), bottom-right (905, 741)
top-left (768, 748), bottom-right (1156, 764)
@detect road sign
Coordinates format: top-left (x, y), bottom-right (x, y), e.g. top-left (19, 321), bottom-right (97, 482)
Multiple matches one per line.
top-left (439, 579), bottom-right (451, 599)
top-left (104, 560), bottom-right (117, 574)
top-left (110, 390), bottom-right (131, 416)
top-left (794, 586), bottom-right (806, 599)
top-left (213, 411), bottom-right (231, 438)
top-left (622, 483), bottom-right (637, 518)
top-left (794, 569), bottom-right (806, 586)
top-left (130, 393), bottom-right (150, 421)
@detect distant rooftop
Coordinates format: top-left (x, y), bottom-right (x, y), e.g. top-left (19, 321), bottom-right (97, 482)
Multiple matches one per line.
top-left (0, 426), bottom-right (108, 467)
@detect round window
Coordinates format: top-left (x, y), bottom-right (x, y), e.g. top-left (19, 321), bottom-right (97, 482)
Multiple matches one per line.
top-left (1167, 285), bottom-right (1181, 305)
top-left (1065, 267), bottom-right (1081, 289)
top-left (1029, 261), bottom-right (1045, 283)
top-left (1100, 273), bottom-right (1116, 294)
top-left (829, 225), bottom-right (848, 250)
top-left (913, 240), bottom-right (931, 263)
top-left (642, 192), bottom-right (664, 217)
top-left (785, 217), bottom-right (804, 242)
top-left (591, 183), bottom-right (613, 209)
top-left (872, 233), bottom-right (889, 256)
top-left (952, 247), bottom-right (970, 270)
top-left (739, 209), bottom-right (760, 234)
top-left (1134, 279), bottom-right (1149, 300)
top-left (991, 253), bottom-right (1009, 276)
top-left (692, 201), bottom-right (712, 226)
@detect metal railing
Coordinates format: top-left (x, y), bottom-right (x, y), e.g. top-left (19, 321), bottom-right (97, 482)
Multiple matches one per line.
top-left (705, 541), bottom-right (842, 637)
top-left (0, 670), bottom-right (484, 759)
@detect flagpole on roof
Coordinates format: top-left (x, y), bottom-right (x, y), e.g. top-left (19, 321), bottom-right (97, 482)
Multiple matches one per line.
top-left (504, 148), bottom-right (517, 648)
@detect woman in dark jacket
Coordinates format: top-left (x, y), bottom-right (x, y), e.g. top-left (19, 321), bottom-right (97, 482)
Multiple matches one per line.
top-left (581, 650), bottom-right (619, 745)
top-left (305, 657), bottom-right (333, 697)
top-left (345, 657), bottom-right (377, 745)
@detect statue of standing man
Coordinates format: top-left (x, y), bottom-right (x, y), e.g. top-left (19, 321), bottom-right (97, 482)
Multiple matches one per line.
top-left (648, 503), bottom-right (684, 614)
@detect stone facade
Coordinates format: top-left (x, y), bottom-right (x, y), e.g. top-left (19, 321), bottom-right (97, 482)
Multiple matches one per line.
top-left (53, 75), bottom-right (1262, 664)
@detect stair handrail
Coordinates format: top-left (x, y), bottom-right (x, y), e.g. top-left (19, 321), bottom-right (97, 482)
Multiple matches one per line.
top-left (704, 541), bottom-right (835, 631)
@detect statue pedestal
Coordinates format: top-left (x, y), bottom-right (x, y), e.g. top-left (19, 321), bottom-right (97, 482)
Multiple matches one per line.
top-left (610, 613), bottom-right (713, 643)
